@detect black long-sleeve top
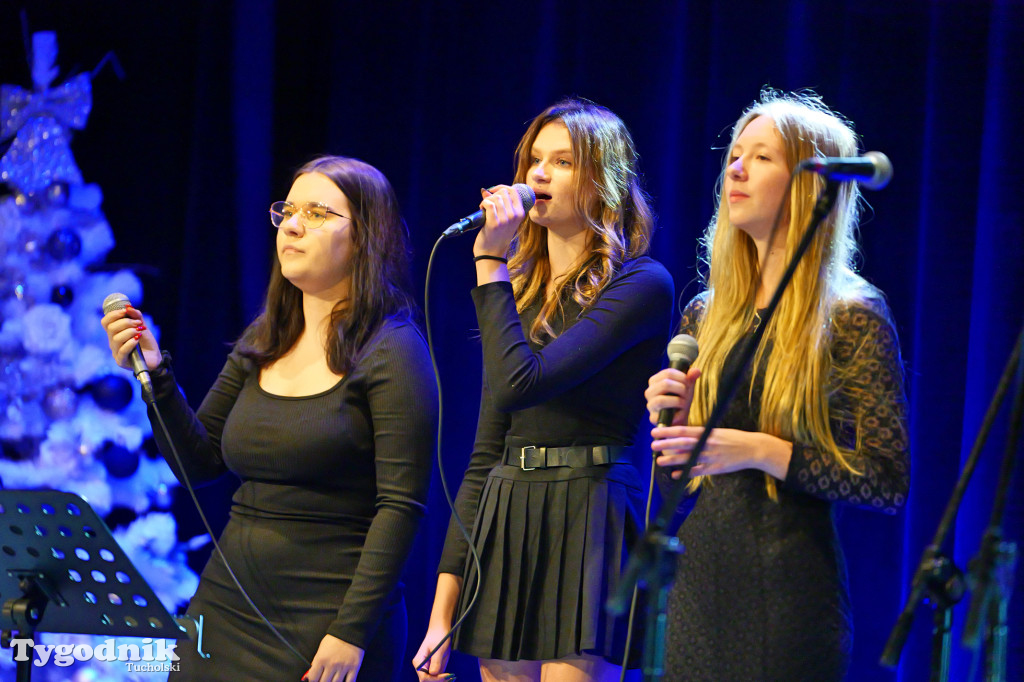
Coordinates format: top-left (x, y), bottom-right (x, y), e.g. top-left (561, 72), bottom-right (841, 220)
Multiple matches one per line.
top-left (147, 317), bottom-right (437, 648)
top-left (438, 257), bottom-right (675, 574)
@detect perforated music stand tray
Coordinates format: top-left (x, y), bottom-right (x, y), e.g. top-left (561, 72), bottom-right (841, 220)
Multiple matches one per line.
top-left (0, 490), bottom-right (189, 680)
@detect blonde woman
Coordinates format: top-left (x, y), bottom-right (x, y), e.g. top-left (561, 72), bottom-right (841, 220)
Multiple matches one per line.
top-left (416, 99), bottom-right (674, 682)
top-left (645, 91), bottom-right (910, 680)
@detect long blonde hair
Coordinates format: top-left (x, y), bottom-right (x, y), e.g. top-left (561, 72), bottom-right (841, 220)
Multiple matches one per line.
top-left (691, 90), bottom-right (875, 498)
top-left (507, 98), bottom-right (653, 341)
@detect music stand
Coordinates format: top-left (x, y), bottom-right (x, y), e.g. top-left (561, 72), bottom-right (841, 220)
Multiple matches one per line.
top-left (0, 490), bottom-right (190, 681)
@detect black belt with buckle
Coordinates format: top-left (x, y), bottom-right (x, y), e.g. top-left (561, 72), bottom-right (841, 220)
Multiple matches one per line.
top-left (504, 444), bottom-right (632, 470)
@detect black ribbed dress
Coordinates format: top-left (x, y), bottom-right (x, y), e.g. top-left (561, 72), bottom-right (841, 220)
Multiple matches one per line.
top-left (147, 317), bottom-right (437, 681)
top-left (661, 294), bottom-right (910, 681)
top-left (437, 257), bottom-right (674, 664)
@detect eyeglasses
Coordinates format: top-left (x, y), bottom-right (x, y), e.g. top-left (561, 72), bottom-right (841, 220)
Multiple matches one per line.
top-left (269, 201), bottom-right (349, 229)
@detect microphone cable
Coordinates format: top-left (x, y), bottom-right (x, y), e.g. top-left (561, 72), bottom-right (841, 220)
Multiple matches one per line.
top-left (414, 234), bottom-right (484, 673)
top-left (105, 292), bottom-right (311, 666)
top-left (617, 450), bottom-right (659, 681)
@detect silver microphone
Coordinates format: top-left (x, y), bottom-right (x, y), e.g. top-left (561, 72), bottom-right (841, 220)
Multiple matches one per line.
top-left (102, 292), bottom-right (155, 403)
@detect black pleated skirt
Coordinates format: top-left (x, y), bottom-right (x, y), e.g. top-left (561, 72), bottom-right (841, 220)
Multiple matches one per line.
top-left (452, 461), bottom-right (645, 666)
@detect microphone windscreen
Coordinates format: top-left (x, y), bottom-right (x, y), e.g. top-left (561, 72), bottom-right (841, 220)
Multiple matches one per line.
top-left (513, 183), bottom-right (537, 211)
top-left (667, 333), bottom-right (699, 366)
top-left (102, 292), bottom-right (131, 315)
top-left (862, 151), bottom-right (893, 190)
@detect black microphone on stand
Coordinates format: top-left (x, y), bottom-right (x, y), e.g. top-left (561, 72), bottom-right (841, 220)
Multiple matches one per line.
top-left (441, 183), bottom-right (537, 238)
top-left (657, 334), bottom-right (699, 427)
top-left (797, 151), bottom-right (893, 190)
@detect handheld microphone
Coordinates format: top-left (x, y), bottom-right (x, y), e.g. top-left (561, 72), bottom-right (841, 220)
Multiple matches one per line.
top-left (102, 292), bottom-right (155, 403)
top-left (442, 183), bottom-right (537, 238)
top-left (657, 334), bottom-right (699, 427)
top-left (797, 151), bottom-right (893, 190)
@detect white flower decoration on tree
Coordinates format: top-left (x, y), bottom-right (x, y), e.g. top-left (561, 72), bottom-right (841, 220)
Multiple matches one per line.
top-left (22, 302), bottom-right (72, 353)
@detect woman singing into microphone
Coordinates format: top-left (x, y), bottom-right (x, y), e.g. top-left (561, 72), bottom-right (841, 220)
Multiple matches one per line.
top-left (416, 98), bottom-right (674, 682)
top-left (645, 90), bottom-right (910, 680)
top-left (102, 156), bottom-right (436, 682)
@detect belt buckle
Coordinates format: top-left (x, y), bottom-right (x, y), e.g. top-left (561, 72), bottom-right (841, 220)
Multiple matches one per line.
top-left (520, 445), bottom-right (538, 471)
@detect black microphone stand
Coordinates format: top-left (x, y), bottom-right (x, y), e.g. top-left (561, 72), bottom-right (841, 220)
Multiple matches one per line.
top-left (962, 323), bottom-right (1022, 682)
top-left (608, 179), bottom-right (841, 681)
top-left (881, 319), bottom-right (1024, 681)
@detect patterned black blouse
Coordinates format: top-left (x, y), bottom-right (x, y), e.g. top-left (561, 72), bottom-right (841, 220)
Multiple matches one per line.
top-left (662, 292), bottom-right (910, 681)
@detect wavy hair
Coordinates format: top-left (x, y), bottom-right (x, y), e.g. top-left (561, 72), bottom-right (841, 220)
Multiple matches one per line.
top-left (237, 155), bottom-right (415, 373)
top-left (690, 89), bottom-right (879, 498)
top-left (507, 98), bottom-right (653, 341)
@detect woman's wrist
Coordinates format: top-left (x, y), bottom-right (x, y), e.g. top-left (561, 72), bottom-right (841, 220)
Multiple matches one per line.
top-left (755, 433), bottom-right (793, 480)
top-left (430, 573), bottom-right (462, 626)
top-left (475, 258), bottom-right (510, 285)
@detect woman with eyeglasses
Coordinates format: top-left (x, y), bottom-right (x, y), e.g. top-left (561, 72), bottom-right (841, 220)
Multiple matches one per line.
top-left (644, 91), bottom-right (909, 680)
top-left (101, 155), bottom-right (437, 682)
top-left (414, 98), bottom-right (674, 682)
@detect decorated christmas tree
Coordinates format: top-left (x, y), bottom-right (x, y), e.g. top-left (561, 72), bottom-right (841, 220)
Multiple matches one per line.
top-left (0, 31), bottom-right (199, 681)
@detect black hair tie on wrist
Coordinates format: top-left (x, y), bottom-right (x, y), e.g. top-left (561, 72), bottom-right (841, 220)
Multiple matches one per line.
top-left (474, 255), bottom-right (508, 264)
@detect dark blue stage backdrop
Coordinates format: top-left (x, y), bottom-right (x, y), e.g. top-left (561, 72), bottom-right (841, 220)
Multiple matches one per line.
top-left (3, 1), bottom-right (1021, 680)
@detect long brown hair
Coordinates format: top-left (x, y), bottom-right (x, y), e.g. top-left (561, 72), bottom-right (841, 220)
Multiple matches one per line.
top-left (237, 156), bottom-right (415, 373)
top-left (508, 98), bottom-right (653, 341)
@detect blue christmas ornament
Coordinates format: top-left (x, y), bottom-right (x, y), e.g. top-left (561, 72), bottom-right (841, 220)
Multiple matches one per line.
top-left (89, 374), bottom-right (133, 411)
top-left (104, 505), bottom-right (139, 530)
top-left (142, 435), bottom-right (161, 460)
top-left (97, 440), bottom-right (140, 479)
top-left (1, 436), bottom-right (36, 461)
top-left (45, 226), bottom-right (82, 261)
top-left (50, 283), bottom-right (73, 307)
